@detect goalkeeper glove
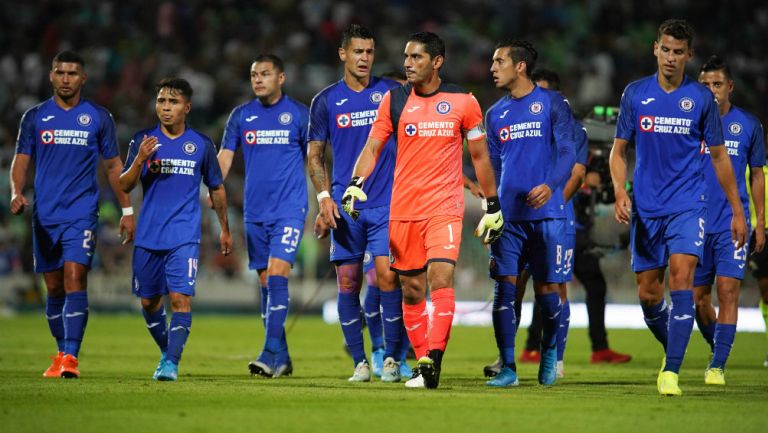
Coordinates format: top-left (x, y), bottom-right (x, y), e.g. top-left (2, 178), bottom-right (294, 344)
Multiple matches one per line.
top-left (341, 176), bottom-right (367, 220)
top-left (474, 196), bottom-right (503, 244)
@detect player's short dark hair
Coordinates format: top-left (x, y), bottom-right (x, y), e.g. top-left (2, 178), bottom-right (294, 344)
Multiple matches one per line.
top-left (156, 77), bottom-right (193, 100)
top-left (531, 68), bottom-right (561, 91)
top-left (52, 50), bottom-right (85, 69)
top-left (253, 54), bottom-right (284, 73)
top-left (700, 55), bottom-right (731, 80)
top-left (341, 24), bottom-right (375, 48)
top-left (496, 39), bottom-right (538, 77)
top-left (657, 19), bottom-right (694, 47)
top-left (407, 31), bottom-right (445, 60)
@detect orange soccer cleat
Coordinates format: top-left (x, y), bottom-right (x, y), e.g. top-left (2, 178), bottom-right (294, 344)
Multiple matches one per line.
top-left (518, 349), bottom-right (541, 363)
top-left (60, 354), bottom-right (80, 378)
top-left (43, 352), bottom-right (65, 378)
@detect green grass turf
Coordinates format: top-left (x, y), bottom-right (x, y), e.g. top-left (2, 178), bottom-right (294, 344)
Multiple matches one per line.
top-left (1, 314), bottom-right (767, 433)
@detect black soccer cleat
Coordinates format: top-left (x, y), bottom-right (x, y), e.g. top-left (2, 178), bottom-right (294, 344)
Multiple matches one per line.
top-left (418, 349), bottom-right (443, 389)
top-left (248, 360), bottom-right (274, 378)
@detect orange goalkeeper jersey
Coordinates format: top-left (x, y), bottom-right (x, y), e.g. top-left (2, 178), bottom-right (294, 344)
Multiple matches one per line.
top-left (368, 82), bottom-right (485, 220)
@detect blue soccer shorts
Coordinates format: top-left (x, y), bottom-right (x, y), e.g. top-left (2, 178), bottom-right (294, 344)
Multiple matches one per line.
top-left (32, 217), bottom-right (97, 273)
top-left (630, 207), bottom-right (706, 272)
top-left (693, 229), bottom-right (750, 286)
top-left (132, 243), bottom-right (200, 298)
top-left (330, 204), bottom-right (390, 264)
top-left (489, 218), bottom-right (567, 283)
top-left (245, 218), bottom-right (305, 270)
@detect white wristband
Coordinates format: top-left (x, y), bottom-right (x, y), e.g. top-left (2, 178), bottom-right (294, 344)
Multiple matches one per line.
top-left (122, 207), bottom-right (134, 216)
top-left (317, 191), bottom-right (331, 203)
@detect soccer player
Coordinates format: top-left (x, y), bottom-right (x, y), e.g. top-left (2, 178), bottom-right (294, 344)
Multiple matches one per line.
top-left (10, 50), bottom-right (135, 378)
top-left (342, 31), bottom-right (502, 389)
top-left (693, 55), bottom-right (765, 385)
top-left (747, 166), bottom-right (768, 366)
top-left (308, 25), bottom-right (407, 382)
top-left (609, 19), bottom-right (747, 396)
top-left (119, 78), bottom-right (231, 381)
top-left (484, 42), bottom-right (576, 387)
top-left (218, 54), bottom-right (309, 378)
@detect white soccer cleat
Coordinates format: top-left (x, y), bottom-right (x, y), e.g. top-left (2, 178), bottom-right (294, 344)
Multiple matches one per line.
top-left (348, 360), bottom-right (371, 382)
top-left (381, 357), bottom-right (401, 383)
top-left (405, 367), bottom-right (425, 388)
top-left (556, 360), bottom-right (565, 378)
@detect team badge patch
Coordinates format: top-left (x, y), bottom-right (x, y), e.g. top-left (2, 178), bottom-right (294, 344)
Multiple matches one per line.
top-left (183, 141), bottom-right (197, 155)
top-left (678, 97), bottom-right (694, 112)
top-left (148, 159), bottom-right (161, 174)
top-left (639, 116), bottom-right (654, 132)
top-left (41, 130), bottom-right (54, 144)
top-left (529, 101), bottom-right (543, 115)
top-left (77, 113), bottom-right (92, 126)
top-left (363, 251), bottom-right (372, 266)
top-left (369, 91), bottom-right (383, 104)
top-left (336, 113), bottom-right (351, 128)
top-left (404, 123), bottom-right (417, 136)
top-left (436, 101), bottom-right (451, 114)
top-left (244, 130), bottom-right (257, 144)
top-left (499, 127), bottom-right (511, 142)
top-left (728, 122), bottom-right (742, 136)
top-left (279, 112), bottom-right (292, 125)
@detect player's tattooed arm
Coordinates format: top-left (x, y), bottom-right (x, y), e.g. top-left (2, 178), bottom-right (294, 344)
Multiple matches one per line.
top-left (308, 140), bottom-right (340, 228)
top-left (9, 153), bottom-right (30, 215)
top-left (209, 184), bottom-right (232, 255)
top-left (104, 156), bottom-right (136, 244)
top-left (750, 166), bottom-right (765, 253)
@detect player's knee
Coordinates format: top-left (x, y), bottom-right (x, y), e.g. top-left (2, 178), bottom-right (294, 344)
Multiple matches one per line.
top-left (716, 286), bottom-right (739, 307)
top-left (402, 286), bottom-right (424, 304)
top-left (169, 293), bottom-right (191, 312)
top-left (141, 296), bottom-right (163, 312)
top-left (668, 269), bottom-right (694, 291)
top-left (637, 286), bottom-right (663, 306)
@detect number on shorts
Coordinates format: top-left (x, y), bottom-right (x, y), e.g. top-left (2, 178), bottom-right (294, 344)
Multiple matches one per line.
top-left (556, 244), bottom-right (563, 265)
top-left (281, 227), bottom-right (301, 247)
top-left (188, 258), bottom-right (198, 279)
top-left (82, 229), bottom-right (94, 250)
top-left (564, 248), bottom-right (573, 270)
top-left (447, 224), bottom-right (454, 243)
top-left (698, 218), bottom-right (705, 240)
top-left (733, 244), bottom-right (747, 262)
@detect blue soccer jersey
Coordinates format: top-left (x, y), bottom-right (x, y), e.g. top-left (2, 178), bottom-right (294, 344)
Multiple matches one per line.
top-left (486, 85), bottom-right (577, 221)
top-left (702, 106), bottom-right (765, 233)
top-left (124, 125), bottom-right (223, 249)
top-left (308, 77), bottom-right (400, 208)
top-left (15, 97), bottom-right (119, 225)
top-left (221, 95), bottom-right (309, 223)
top-left (565, 122), bottom-right (589, 235)
top-left (615, 73), bottom-right (724, 217)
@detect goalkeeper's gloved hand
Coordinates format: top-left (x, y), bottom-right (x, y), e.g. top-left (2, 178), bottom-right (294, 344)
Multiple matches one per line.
top-left (341, 176), bottom-right (367, 220)
top-left (474, 196), bottom-right (504, 244)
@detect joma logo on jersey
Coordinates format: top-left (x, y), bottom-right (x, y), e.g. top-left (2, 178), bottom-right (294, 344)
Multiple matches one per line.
top-left (336, 113), bottom-right (351, 128)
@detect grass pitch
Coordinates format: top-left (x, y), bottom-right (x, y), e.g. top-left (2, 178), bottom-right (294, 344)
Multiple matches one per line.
top-left (1, 313), bottom-right (767, 433)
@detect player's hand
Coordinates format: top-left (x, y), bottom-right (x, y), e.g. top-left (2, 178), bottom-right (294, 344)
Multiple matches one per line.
top-left (319, 197), bottom-right (340, 229)
top-left (731, 213), bottom-right (747, 249)
top-left (527, 184), bottom-right (552, 209)
top-left (314, 213), bottom-right (330, 239)
top-left (10, 193), bottom-right (29, 215)
top-left (474, 196), bottom-right (504, 244)
top-left (614, 190), bottom-right (631, 224)
top-left (341, 176), bottom-right (367, 221)
top-left (753, 226), bottom-right (765, 254)
top-left (136, 135), bottom-right (161, 164)
top-left (119, 214), bottom-right (136, 245)
top-left (220, 230), bottom-right (233, 256)
top-left (467, 181), bottom-right (485, 199)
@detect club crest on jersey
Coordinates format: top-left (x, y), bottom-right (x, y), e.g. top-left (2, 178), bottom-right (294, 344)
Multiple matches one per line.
top-left (436, 100), bottom-right (451, 114)
top-left (499, 127), bottom-right (511, 142)
top-left (728, 122), bottom-right (742, 136)
top-left (244, 130), bottom-right (257, 144)
top-left (678, 97), bottom-right (694, 112)
top-left (369, 91), bottom-right (383, 104)
top-left (279, 112), bottom-right (292, 125)
top-left (77, 113), bottom-right (92, 126)
top-left (639, 116), bottom-right (654, 132)
top-left (183, 141), bottom-right (197, 155)
top-left (336, 113), bottom-right (351, 128)
top-left (363, 251), bottom-right (372, 266)
top-left (404, 123), bottom-right (417, 136)
top-left (529, 101), bottom-right (544, 115)
top-left (41, 130), bottom-right (54, 144)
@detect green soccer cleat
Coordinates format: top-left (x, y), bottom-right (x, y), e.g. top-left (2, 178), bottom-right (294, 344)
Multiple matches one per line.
top-left (657, 371), bottom-right (682, 396)
top-left (704, 367), bottom-right (725, 385)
